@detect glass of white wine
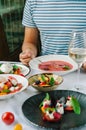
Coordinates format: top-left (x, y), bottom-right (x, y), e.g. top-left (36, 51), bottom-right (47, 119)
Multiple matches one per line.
top-left (68, 30), bottom-right (86, 91)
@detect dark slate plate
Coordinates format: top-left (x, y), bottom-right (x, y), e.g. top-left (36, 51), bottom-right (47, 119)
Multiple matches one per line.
top-left (22, 90), bottom-right (86, 130)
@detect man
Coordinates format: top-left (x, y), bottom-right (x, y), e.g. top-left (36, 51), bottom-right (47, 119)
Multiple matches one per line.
top-left (19, 0), bottom-right (86, 66)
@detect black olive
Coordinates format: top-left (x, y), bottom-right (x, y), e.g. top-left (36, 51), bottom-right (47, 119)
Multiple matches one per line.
top-left (35, 80), bottom-right (41, 85)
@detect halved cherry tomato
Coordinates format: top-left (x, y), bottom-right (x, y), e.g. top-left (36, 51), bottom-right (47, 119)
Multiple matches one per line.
top-left (65, 106), bottom-right (73, 111)
top-left (14, 68), bottom-right (21, 74)
top-left (1, 112), bottom-right (15, 125)
top-left (14, 123), bottom-right (22, 130)
top-left (39, 82), bottom-right (46, 86)
top-left (5, 81), bottom-right (12, 88)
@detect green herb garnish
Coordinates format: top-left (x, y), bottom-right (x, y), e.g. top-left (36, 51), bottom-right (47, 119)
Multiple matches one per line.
top-left (71, 96), bottom-right (81, 114)
top-left (41, 74), bottom-right (46, 82)
top-left (39, 93), bottom-right (50, 107)
top-left (45, 107), bottom-right (55, 112)
top-left (0, 70), bottom-right (3, 74)
top-left (0, 64), bottom-right (3, 73)
top-left (49, 77), bottom-right (55, 86)
top-left (2, 89), bottom-right (11, 93)
top-left (63, 65), bottom-right (70, 70)
top-left (13, 64), bottom-right (19, 69)
top-left (0, 63), bottom-right (2, 67)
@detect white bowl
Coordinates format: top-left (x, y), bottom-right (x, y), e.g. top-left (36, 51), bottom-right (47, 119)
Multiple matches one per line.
top-left (29, 55), bottom-right (78, 75)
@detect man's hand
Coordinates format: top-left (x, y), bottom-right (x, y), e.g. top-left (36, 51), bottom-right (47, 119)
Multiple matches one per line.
top-left (19, 49), bottom-right (36, 66)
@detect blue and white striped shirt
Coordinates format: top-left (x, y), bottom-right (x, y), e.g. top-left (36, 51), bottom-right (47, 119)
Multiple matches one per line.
top-left (22, 0), bottom-right (86, 55)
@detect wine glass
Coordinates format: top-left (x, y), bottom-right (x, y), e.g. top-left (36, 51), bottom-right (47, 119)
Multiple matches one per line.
top-left (68, 30), bottom-right (86, 91)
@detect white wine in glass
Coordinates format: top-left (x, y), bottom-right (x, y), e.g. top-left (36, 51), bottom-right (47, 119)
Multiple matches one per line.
top-left (68, 31), bottom-right (86, 90)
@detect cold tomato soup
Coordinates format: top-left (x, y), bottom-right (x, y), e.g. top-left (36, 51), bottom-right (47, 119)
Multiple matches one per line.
top-left (38, 60), bottom-right (73, 71)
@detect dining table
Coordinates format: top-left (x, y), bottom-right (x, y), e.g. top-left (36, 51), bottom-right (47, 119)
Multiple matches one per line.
top-left (0, 61), bottom-right (86, 130)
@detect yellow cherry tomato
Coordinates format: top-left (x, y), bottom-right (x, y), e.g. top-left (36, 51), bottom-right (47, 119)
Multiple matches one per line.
top-left (13, 123), bottom-right (22, 130)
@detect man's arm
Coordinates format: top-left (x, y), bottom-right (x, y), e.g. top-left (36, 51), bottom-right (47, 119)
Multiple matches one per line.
top-left (22, 27), bottom-right (39, 55)
top-left (19, 27), bottom-right (39, 65)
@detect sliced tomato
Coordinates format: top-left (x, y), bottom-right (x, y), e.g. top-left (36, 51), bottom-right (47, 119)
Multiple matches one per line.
top-left (14, 68), bottom-right (21, 74)
top-left (17, 68), bottom-right (21, 73)
top-left (5, 81), bottom-right (12, 88)
top-left (43, 113), bottom-right (51, 121)
top-left (39, 82), bottom-right (46, 87)
top-left (65, 106), bottom-right (73, 111)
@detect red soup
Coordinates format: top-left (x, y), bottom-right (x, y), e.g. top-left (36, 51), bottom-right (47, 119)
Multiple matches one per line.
top-left (38, 60), bottom-right (73, 71)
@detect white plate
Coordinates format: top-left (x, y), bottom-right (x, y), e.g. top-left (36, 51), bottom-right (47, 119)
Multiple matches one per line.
top-left (0, 62), bottom-right (30, 76)
top-left (0, 74), bottom-right (28, 100)
top-left (15, 64), bottom-right (30, 76)
top-left (29, 55), bottom-right (78, 75)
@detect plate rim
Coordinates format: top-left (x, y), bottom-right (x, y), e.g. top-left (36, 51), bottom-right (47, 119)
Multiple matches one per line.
top-left (15, 63), bottom-right (31, 76)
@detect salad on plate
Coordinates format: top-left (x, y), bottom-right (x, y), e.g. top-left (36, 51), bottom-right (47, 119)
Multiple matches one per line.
top-left (0, 63), bottom-right (30, 76)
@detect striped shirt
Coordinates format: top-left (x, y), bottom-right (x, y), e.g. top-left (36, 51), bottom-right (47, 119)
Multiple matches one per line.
top-left (22, 0), bottom-right (86, 55)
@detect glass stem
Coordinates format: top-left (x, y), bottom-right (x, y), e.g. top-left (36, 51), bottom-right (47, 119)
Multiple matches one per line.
top-left (75, 63), bottom-right (81, 90)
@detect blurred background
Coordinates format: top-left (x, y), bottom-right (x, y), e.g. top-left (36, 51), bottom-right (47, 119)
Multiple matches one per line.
top-left (0, 0), bottom-right (25, 61)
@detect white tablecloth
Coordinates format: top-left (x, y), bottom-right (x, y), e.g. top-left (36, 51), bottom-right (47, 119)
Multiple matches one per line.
top-left (0, 68), bottom-right (86, 130)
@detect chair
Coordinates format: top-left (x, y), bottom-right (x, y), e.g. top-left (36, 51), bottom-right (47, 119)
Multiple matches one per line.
top-left (0, 15), bottom-right (21, 61)
top-left (0, 15), bottom-right (9, 60)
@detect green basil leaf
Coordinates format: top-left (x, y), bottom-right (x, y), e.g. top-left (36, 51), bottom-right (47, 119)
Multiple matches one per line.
top-left (49, 77), bottom-right (55, 86)
top-left (71, 96), bottom-right (81, 115)
top-left (2, 89), bottom-right (11, 93)
top-left (45, 107), bottom-right (55, 112)
top-left (41, 74), bottom-right (46, 81)
top-left (0, 70), bottom-right (3, 74)
top-left (13, 64), bottom-right (19, 69)
top-left (39, 93), bottom-right (50, 107)
top-left (63, 65), bottom-right (70, 70)
top-left (0, 63), bottom-right (2, 67)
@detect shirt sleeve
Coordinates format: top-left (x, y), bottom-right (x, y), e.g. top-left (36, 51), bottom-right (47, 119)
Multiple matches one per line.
top-left (22, 0), bottom-right (36, 28)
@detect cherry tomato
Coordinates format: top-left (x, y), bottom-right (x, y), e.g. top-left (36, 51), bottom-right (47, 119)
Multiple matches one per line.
top-left (1, 112), bottom-right (15, 125)
top-left (65, 106), bottom-right (73, 111)
top-left (39, 82), bottom-right (46, 87)
top-left (14, 124), bottom-right (22, 130)
top-left (15, 68), bottom-right (21, 74)
top-left (6, 81), bottom-right (12, 87)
